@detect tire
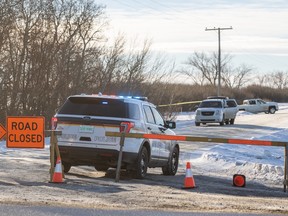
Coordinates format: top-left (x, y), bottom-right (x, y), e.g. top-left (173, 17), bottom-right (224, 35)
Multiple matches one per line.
top-left (230, 118), bottom-right (235, 125)
top-left (162, 146), bottom-right (179, 176)
top-left (95, 165), bottom-right (109, 172)
top-left (219, 115), bottom-right (225, 126)
top-left (269, 106), bottom-right (276, 114)
top-left (63, 163), bottom-right (71, 173)
top-left (135, 146), bottom-right (148, 179)
top-left (195, 122), bottom-right (200, 126)
top-left (225, 120), bottom-right (229, 125)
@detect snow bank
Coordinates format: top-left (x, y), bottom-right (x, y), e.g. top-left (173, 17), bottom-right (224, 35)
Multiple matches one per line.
top-left (176, 103), bottom-right (288, 184)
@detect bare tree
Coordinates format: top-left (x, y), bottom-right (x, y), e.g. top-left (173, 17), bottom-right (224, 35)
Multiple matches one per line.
top-left (270, 71), bottom-right (288, 89)
top-left (222, 64), bottom-right (253, 88)
top-left (181, 52), bottom-right (231, 86)
top-left (97, 34), bottom-right (126, 93)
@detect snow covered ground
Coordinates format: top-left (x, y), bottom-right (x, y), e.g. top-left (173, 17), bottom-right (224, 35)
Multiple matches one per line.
top-left (176, 103), bottom-right (288, 185)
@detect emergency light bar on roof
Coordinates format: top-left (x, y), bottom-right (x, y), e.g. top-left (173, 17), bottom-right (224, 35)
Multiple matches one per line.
top-left (89, 93), bottom-right (148, 101)
top-left (118, 96), bottom-right (148, 101)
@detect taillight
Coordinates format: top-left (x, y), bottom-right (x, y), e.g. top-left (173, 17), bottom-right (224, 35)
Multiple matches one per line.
top-left (120, 122), bottom-right (134, 133)
top-left (51, 117), bottom-right (58, 130)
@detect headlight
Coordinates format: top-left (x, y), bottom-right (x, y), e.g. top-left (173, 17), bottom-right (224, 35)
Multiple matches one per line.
top-left (196, 110), bottom-right (201, 115)
top-left (215, 110), bottom-right (221, 115)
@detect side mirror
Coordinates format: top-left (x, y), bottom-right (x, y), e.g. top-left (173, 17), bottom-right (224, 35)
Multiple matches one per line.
top-left (165, 121), bottom-right (176, 129)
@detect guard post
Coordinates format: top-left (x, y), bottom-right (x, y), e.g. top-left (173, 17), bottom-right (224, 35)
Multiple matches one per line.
top-left (284, 144), bottom-right (288, 192)
top-left (115, 123), bottom-right (128, 182)
top-left (46, 130), bottom-right (62, 182)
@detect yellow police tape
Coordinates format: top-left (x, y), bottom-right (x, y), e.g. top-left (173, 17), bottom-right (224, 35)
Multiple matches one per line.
top-left (158, 101), bottom-right (202, 107)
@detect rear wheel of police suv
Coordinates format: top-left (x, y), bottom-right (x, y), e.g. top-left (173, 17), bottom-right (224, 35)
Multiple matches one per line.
top-left (135, 146), bottom-right (148, 179)
top-left (63, 163), bottom-right (71, 173)
top-left (162, 146), bottom-right (179, 176)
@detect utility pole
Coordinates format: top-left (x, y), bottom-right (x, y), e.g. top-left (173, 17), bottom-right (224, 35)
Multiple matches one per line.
top-left (205, 27), bottom-right (232, 96)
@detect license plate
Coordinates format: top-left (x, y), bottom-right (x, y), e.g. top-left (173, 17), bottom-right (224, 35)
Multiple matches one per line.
top-left (79, 125), bottom-right (94, 133)
top-left (94, 136), bottom-right (117, 144)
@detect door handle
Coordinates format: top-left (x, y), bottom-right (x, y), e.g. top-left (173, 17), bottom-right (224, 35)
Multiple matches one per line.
top-left (158, 127), bottom-right (166, 133)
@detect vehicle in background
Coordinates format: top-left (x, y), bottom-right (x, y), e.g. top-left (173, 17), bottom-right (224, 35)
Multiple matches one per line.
top-left (52, 94), bottom-right (179, 179)
top-left (238, 99), bottom-right (278, 114)
top-left (195, 98), bottom-right (238, 126)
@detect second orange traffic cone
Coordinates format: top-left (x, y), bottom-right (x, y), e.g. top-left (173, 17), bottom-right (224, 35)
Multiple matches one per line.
top-left (182, 162), bottom-right (196, 189)
top-left (52, 156), bottom-right (63, 183)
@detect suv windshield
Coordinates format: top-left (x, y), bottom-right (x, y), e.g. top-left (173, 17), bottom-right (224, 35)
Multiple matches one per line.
top-left (58, 97), bottom-right (140, 119)
top-left (199, 101), bottom-right (222, 108)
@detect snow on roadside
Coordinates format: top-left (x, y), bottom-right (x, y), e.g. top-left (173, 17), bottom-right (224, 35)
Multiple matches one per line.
top-left (190, 137), bottom-right (286, 184)
top-left (176, 103), bottom-right (288, 184)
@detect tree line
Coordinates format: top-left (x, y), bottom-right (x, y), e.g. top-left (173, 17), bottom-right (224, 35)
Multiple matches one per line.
top-left (0, 0), bottom-right (287, 127)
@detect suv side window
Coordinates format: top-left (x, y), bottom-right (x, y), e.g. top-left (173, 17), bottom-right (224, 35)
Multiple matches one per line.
top-left (151, 107), bottom-right (165, 126)
top-left (143, 105), bottom-right (155, 124)
top-left (128, 103), bottom-right (140, 120)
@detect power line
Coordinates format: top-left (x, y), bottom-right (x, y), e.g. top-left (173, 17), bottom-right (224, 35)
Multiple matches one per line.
top-left (205, 27), bottom-right (233, 96)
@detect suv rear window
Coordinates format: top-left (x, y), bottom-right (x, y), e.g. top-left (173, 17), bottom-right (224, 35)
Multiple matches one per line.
top-left (58, 97), bottom-right (140, 119)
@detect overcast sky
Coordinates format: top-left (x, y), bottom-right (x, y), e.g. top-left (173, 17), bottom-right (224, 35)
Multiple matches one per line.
top-left (97, 0), bottom-right (288, 75)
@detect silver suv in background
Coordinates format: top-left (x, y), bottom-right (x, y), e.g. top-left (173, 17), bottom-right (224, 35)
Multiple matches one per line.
top-left (52, 94), bottom-right (179, 179)
top-left (195, 98), bottom-right (238, 126)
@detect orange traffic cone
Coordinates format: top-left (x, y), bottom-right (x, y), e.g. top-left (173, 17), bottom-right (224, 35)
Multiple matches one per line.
top-left (182, 162), bottom-right (196, 189)
top-left (52, 156), bottom-right (63, 183)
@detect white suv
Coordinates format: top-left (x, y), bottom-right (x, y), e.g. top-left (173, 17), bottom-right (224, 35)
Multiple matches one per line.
top-left (195, 98), bottom-right (238, 126)
top-left (52, 94), bottom-right (179, 179)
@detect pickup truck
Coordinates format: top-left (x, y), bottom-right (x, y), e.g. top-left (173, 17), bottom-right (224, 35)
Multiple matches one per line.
top-left (238, 99), bottom-right (278, 114)
top-left (195, 98), bottom-right (238, 126)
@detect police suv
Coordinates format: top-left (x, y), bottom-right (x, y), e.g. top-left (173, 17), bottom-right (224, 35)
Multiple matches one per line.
top-left (52, 94), bottom-right (179, 179)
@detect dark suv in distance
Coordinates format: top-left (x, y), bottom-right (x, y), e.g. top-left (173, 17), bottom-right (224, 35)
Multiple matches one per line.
top-left (52, 94), bottom-right (179, 179)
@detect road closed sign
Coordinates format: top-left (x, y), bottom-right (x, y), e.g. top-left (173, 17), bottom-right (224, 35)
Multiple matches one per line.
top-left (6, 116), bottom-right (45, 148)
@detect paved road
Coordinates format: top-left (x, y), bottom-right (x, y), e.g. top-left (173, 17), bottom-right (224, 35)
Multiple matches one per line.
top-left (0, 204), bottom-right (283, 216)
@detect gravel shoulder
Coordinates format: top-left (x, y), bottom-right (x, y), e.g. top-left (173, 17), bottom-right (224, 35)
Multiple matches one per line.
top-left (0, 151), bottom-right (287, 214)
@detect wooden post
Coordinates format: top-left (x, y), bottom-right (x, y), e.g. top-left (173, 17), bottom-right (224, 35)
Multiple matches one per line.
top-left (115, 132), bottom-right (126, 182)
top-left (49, 131), bottom-right (55, 182)
top-left (47, 130), bottom-right (62, 182)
